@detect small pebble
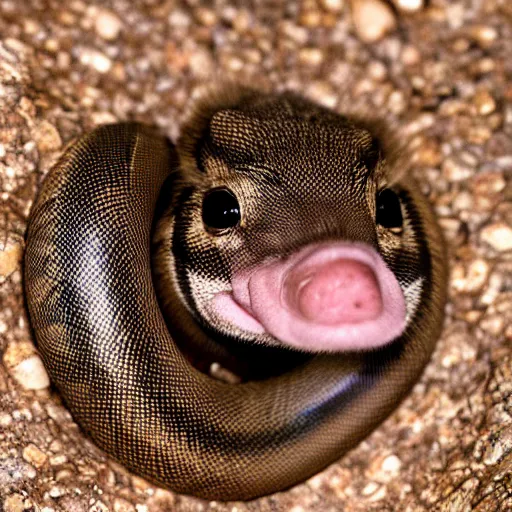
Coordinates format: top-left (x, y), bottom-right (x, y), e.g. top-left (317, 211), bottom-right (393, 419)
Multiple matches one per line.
top-left (381, 454), bottom-right (402, 474)
top-left (232, 10), bottom-right (251, 33)
top-left (451, 259), bottom-right (490, 294)
top-left (55, 469), bottom-right (74, 481)
top-left (470, 25), bottom-right (498, 47)
top-left (195, 7), bottom-right (217, 27)
top-left (4, 342), bottom-right (50, 390)
top-left (49, 454), bottom-right (68, 466)
top-left (32, 121), bottom-right (62, 153)
top-left (401, 45), bottom-right (420, 66)
top-left (79, 49), bottom-right (113, 73)
top-left (280, 21), bottom-right (309, 45)
top-left (473, 90), bottom-right (496, 116)
top-left (23, 443), bottom-right (48, 468)
top-left (414, 139), bottom-right (442, 167)
top-left (114, 498), bottom-right (136, 512)
top-left (299, 48), bottom-right (324, 66)
top-left (452, 191), bottom-right (473, 212)
top-left (189, 48), bottom-right (214, 78)
top-left (131, 475), bottom-right (153, 493)
top-left (3, 494), bottom-right (24, 512)
top-left (467, 125), bottom-right (492, 144)
top-left (0, 412), bottom-right (13, 426)
top-left (480, 222), bottom-right (512, 252)
top-left (472, 171), bottom-right (506, 211)
top-left (11, 355), bottom-right (50, 390)
top-left (351, 0), bottom-right (396, 43)
top-left (442, 157), bottom-right (474, 182)
top-left (480, 314), bottom-right (505, 336)
top-left (368, 60), bottom-right (387, 81)
top-left (362, 481), bottom-right (380, 496)
top-left (299, 9), bottom-right (322, 28)
top-left (306, 81), bottom-right (337, 109)
top-left (321, 0), bottom-right (345, 13)
top-left (94, 9), bottom-right (123, 41)
top-left (48, 486), bottom-right (66, 499)
top-left (391, 0), bottom-right (423, 11)
top-left (0, 242), bottom-right (22, 278)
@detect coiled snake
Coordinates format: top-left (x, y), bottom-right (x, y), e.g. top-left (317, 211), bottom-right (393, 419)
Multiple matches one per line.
top-left (25, 88), bottom-right (447, 501)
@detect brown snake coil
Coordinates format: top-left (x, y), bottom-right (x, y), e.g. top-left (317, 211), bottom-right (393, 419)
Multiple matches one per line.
top-left (24, 89), bottom-right (447, 500)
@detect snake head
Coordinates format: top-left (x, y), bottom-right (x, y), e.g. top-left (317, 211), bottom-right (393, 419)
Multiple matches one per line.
top-left (154, 87), bottom-right (433, 357)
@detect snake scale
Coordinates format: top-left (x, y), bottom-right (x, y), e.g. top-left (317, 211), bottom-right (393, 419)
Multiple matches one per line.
top-left (24, 87), bottom-right (447, 501)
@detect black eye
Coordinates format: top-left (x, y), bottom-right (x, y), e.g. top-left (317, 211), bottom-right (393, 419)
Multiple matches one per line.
top-left (376, 188), bottom-right (403, 229)
top-left (202, 188), bottom-right (241, 232)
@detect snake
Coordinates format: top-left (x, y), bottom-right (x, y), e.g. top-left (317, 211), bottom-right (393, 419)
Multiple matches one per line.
top-left (24, 87), bottom-right (447, 501)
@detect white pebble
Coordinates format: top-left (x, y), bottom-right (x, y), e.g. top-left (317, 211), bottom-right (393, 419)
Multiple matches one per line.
top-left (480, 222), bottom-right (512, 252)
top-left (381, 454), bottom-right (402, 474)
top-left (11, 355), bottom-right (50, 390)
top-left (0, 413), bottom-right (13, 426)
top-left (80, 49), bottom-right (112, 73)
top-left (94, 9), bottom-right (123, 41)
top-left (391, 0), bottom-right (423, 11)
top-left (321, 0), bottom-right (345, 13)
top-left (362, 481), bottom-right (380, 496)
top-left (351, 0), bottom-right (396, 43)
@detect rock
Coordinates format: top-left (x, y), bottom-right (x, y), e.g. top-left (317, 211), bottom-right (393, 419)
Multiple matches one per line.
top-left (113, 498), bottom-right (136, 512)
top-left (470, 25), bottom-right (498, 48)
top-left (0, 412), bottom-right (13, 426)
top-left (299, 48), bottom-right (324, 66)
top-left (467, 125), bottom-right (492, 144)
top-left (472, 171), bottom-right (506, 211)
top-left (441, 158), bottom-right (474, 182)
top-left (391, 0), bottom-right (423, 12)
top-left (4, 342), bottom-right (51, 391)
top-left (32, 121), bottom-right (62, 153)
top-left (381, 454), bottom-right (402, 474)
top-left (11, 355), bottom-right (50, 390)
top-left (414, 139), bottom-right (442, 167)
top-left (3, 494), bottom-right (25, 512)
top-left (451, 259), bottom-right (490, 294)
top-left (48, 486), bottom-right (66, 499)
top-left (473, 90), bottom-right (496, 116)
top-left (79, 49), bottom-right (112, 73)
top-left (195, 7), bottom-right (217, 27)
top-left (188, 47), bottom-right (214, 78)
top-left (367, 60), bottom-right (387, 81)
top-left (351, 0), bottom-right (396, 43)
top-left (0, 242), bottom-right (22, 278)
top-left (94, 9), bottom-right (123, 41)
top-left (299, 9), bottom-right (322, 28)
top-left (480, 222), bottom-right (512, 252)
top-left (49, 454), bottom-right (68, 466)
top-left (321, 0), bottom-right (345, 13)
top-left (22, 444), bottom-right (48, 469)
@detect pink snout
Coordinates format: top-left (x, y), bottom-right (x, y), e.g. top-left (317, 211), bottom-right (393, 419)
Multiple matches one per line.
top-left (211, 242), bottom-right (407, 352)
top-left (284, 259), bottom-right (383, 325)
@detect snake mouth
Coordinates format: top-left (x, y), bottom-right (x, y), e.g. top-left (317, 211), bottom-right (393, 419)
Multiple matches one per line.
top-left (212, 242), bottom-right (407, 353)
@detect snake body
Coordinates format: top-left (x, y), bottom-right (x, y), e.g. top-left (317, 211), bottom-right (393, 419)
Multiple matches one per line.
top-left (24, 88), bottom-right (447, 501)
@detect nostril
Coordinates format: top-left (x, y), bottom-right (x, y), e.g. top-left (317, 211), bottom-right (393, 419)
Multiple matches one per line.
top-left (284, 259), bottom-right (383, 325)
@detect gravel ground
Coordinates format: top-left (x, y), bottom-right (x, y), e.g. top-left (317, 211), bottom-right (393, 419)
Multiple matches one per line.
top-left (0, 0), bottom-right (511, 511)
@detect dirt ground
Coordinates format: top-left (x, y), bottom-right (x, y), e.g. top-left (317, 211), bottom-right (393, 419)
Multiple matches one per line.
top-left (0, 0), bottom-right (511, 511)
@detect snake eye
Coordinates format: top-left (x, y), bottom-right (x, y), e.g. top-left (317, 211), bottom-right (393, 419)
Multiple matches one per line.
top-left (202, 188), bottom-right (241, 232)
top-left (376, 188), bottom-right (403, 229)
